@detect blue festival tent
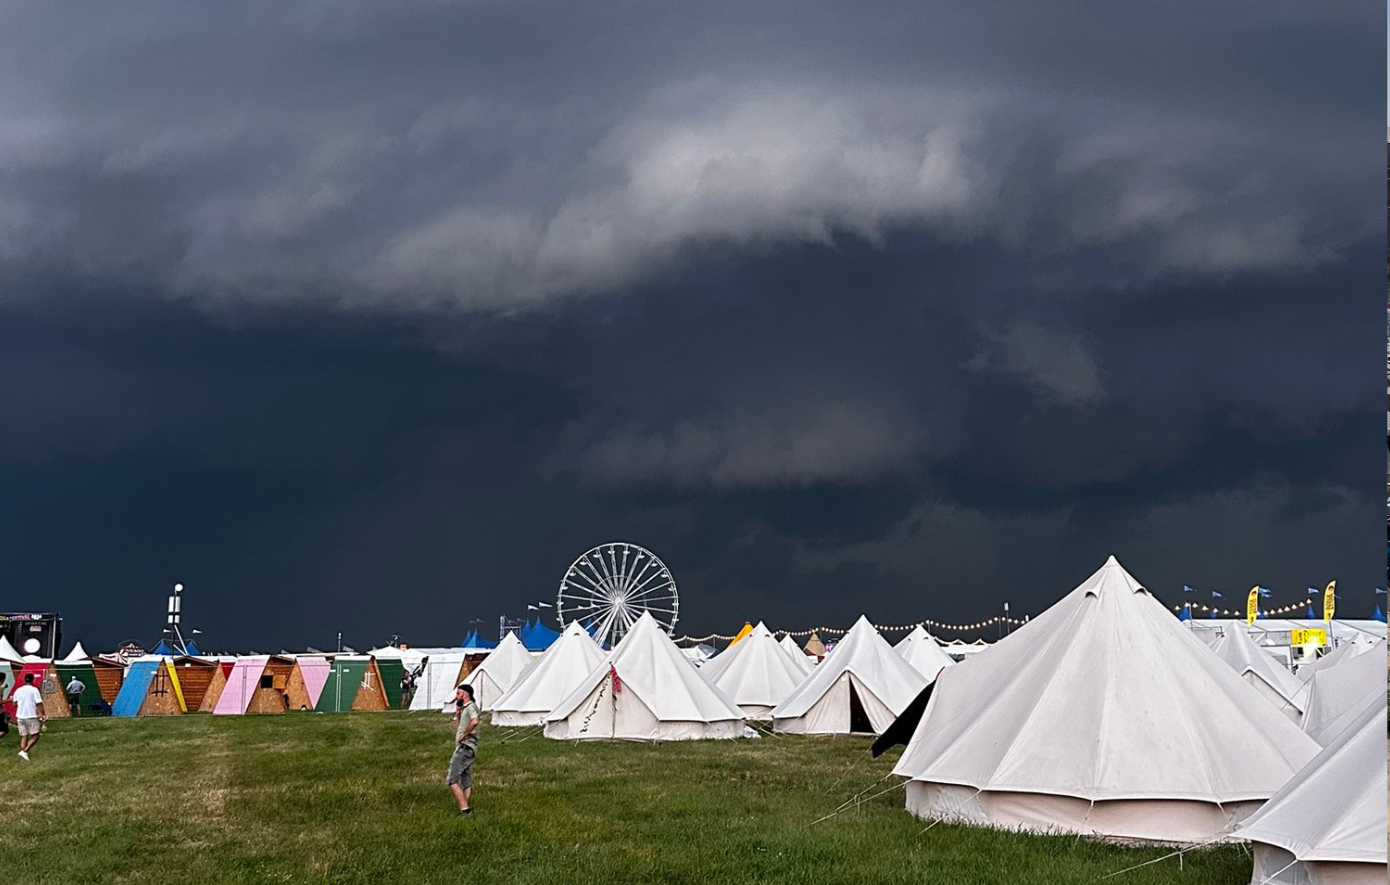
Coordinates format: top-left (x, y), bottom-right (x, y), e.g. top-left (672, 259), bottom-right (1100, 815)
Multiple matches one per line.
top-left (459, 629), bottom-right (496, 650)
top-left (519, 619), bottom-right (561, 651)
top-left (1373, 605), bottom-right (1386, 623)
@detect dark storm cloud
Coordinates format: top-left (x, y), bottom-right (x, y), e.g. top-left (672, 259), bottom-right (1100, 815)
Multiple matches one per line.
top-left (0, 0), bottom-right (1381, 648)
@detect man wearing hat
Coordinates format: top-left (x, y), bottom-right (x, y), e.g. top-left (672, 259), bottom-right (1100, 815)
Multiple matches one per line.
top-left (446, 683), bottom-right (480, 816)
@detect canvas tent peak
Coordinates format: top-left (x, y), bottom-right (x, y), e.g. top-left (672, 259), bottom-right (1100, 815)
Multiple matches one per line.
top-left (0, 636), bottom-right (23, 662)
top-left (891, 555), bottom-right (1320, 845)
top-left (60, 642), bottom-right (89, 662)
top-left (699, 622), bottom-right (810, 719)
top-left (894, 625), bottom-right (956, 680)
top-left (451, 631), bottom-right (533, 710)
top-left (491, 621), bottom-right (605, 726)
top-left (1208, 625), bottom-right (1303, 721)
top-left (544, 611), bottom-right (745, 741)
top-left (771, 615), bottom-right (929, 736)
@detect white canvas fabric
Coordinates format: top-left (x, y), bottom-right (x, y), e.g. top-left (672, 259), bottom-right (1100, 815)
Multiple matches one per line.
top-left (894, 556), bottom-right (1321, 845)
top-left (407, 652), bottom-right (472, 712)
top-left (1236, 696), bottom-right (1387, 885)
top-left (699, 622), bottom-right (811, 719)
top-left (0, 637), bottom-right (22, 662)
top-left (1298, 640), bottom-right (1386, 746)
top-left (894, 626), bottom-right (956, 680)
top-left (451, 632), bottom-right (534, 711)
top-left (779, 635), bottom-right (814, 673)
top-left (771, 615), bottom-right (929, 735)
top-left (1209, 626), bottom-right (1304, 721)
top-left (1198, 620), bottom-right (1387, 644)
top-left (544, 612), bottom-right (745, 741)
top-left (1296, 637), bottom-right (1373, 682)
top-left (491, 622), bottom-right (605, 726)
top-left (60, 642), bottom-right (89, 662)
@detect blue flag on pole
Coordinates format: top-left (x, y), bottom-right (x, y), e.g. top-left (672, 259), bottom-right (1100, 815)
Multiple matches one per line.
top-left (1211, 591), bottom-right (1222, 598)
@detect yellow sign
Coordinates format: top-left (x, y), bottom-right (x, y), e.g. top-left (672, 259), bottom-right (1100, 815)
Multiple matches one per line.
top-left (1246, 586), bottom-right (1259, 625)
top-left (1322, 580), bottom-right (1336, 622)
top-left (1291, 628), bottom-right (1327, 647)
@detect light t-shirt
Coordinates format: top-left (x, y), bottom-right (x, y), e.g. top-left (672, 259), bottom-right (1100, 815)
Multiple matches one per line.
top-left (13, 685), bottom-right (42, 720)
top-left (455, 700), bottom-right (480, 747)
top-left (67, 680), bottom-right (85, 695)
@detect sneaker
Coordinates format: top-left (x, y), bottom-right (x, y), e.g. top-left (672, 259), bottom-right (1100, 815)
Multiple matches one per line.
top-left (458, 808), bottom-right (472, 816)
top-left (17, 751), bottom-right (28, 761)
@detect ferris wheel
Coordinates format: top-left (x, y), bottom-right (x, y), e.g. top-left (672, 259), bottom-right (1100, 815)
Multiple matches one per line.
top-left (556, 542), bottom-right (679, 647)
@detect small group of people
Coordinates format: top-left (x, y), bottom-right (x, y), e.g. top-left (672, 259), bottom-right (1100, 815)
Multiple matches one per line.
top-left (0, 673), bottom-right (49, 760)
top-left (400, 656), bottom-right (428, 709)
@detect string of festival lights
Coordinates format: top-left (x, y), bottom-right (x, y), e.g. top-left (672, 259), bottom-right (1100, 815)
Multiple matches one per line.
top-left (676, 615), bottom-right (1027, 645)
top-left (674, 585), bottom-right (1375, 645)
top-left (1171, 601), bottom-right (1321, 617)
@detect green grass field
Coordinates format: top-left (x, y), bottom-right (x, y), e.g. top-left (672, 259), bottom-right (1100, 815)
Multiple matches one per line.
top-left (0, 713), bottom-right (1252, 885)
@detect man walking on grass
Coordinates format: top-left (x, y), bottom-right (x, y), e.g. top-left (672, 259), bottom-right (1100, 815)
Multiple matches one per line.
top-left (447, 683), bottom-right (480, 816)
top-left (13, 673), bottom-right (45, 761)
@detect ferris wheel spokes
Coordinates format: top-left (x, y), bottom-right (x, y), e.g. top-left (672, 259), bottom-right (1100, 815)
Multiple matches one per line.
top-left (556, 542), bottom-right (679, 647)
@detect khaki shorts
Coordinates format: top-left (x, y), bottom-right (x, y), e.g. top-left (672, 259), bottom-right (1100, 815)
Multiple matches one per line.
top-left (16, 718), bottom-right (39, 737)
top-left (446, 743), bottom-right (475, 789)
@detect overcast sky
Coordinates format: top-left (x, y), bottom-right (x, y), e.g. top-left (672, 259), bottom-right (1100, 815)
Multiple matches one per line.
top-left (0, 1), bottom-right (1382, 652)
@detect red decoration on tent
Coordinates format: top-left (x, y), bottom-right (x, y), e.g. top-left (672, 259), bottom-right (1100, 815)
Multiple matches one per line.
top-left (610, 664), bottom-right (621, 694)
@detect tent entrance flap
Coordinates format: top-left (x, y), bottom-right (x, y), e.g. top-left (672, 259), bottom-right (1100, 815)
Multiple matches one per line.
top-left (848, 681), bottom-right (873, 735)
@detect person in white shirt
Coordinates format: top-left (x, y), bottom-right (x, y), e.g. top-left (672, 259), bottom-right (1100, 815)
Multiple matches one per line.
top-left (12, 673), bottom-right (45, 761)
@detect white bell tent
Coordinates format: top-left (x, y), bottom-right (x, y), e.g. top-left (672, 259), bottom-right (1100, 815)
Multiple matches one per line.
top-left (699, 622), bottom-right (811, 719)
top-left (1298, 639), bottom-right (1386, 746)
top-left (490, 622), bottom-right (605, 726)
top-left (892, 556), bottom-right (1320, 845)
top-left (1235, 695), bottom-right (1387, 885)
top-left (1296, 637), bottom-right (1368, 682)
top-left (1208, 625), bottom-right (1304, 721)
top-left (544, 612), bottom-right (746, 741)
top-left (771, 616), bottom-right (929, 735)
top-left (894, 625), bottom-right (956, 681)
top-left (453, 631), bottom-right (534, 711)
top-left (779, 634), bottom-right (814, 673)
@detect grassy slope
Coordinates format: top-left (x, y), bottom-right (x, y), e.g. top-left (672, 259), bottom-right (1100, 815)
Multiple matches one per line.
top-left (0, 714), bottom-right (1250, 885)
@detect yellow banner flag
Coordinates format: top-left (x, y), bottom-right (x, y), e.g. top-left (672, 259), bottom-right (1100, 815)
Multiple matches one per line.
top-left (1246, 586), bottom-right (1259, 625)
top-left (1322, 580), bottom-right (1335, 622)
